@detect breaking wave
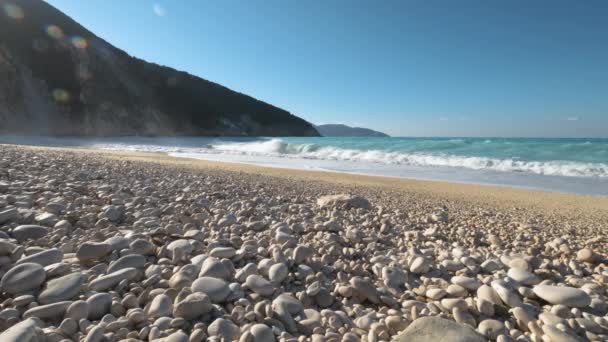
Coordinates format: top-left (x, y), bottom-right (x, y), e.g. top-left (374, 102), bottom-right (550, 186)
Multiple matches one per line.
top-left (206, 139), bottom-right (608, 178)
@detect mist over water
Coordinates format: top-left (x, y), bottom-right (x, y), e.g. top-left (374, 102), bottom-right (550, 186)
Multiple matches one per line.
top-left (2, 136), bottom-right (607, 195)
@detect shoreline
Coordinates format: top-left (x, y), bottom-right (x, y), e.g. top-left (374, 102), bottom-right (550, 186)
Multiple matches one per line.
top-left (6, 143), bottom-right (608, 217)
top-left (172, 152), bottom-right (608, 198)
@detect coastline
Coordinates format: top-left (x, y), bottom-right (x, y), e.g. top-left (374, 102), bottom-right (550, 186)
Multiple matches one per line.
top-left (6, 143), bottom-right (608, 218)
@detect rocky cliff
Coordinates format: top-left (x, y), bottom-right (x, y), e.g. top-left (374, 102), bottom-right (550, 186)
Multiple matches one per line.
top-left (0, 0), bottom-right (319, 136)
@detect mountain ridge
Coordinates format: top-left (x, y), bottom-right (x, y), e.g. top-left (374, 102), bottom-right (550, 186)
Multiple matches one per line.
top-left (316, 124), bottom-right (389, 137)
top-left (0, 0), bottom-right (319, 136)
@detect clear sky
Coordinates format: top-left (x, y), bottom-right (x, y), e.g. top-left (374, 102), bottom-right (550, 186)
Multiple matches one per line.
top-left (45, 0), bottom-right (608, 137)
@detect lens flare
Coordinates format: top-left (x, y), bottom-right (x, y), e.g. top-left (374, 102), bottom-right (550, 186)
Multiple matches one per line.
top-left (2, 3), bottom-right (24, 20)
top-left (52, 89), bottom-right (70, 103)
top-left (71, 36), bottom-right (88, 49)
top-left (45, 25), bottom-right (64, 39)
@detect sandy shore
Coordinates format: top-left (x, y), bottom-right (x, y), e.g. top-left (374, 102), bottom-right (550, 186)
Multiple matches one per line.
top-left (1, 143), bottom-right (607, 341)
top-left (14, 143), bottom-right (608, 217)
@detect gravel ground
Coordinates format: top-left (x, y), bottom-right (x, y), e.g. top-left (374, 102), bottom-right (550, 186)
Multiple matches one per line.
top-left (0, 144), bottom-right (607, 341)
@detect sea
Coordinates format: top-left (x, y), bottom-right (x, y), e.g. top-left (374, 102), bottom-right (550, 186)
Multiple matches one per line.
top-left (1, 136), bottom-right (607, 196)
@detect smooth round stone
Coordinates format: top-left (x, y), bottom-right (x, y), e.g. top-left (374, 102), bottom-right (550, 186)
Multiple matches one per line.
top-left (251, 323), bottom-right (275, 342)
top-left (410, 256), bottom-right (430, 274)
top-left (451, 276), bottom-right (481, 291)
top-left (246, 221), bottom-right (267, 232)
top-left (507, 267), bottom-right (541, 286)
top-left (23, 301), bottom-right (72, 320)
top-left (59, 317), bottom-right (78, 335)
top-left (478, 319), bottom-right (507, 340)
top-left (306, 281), bottom-right (322, 296)
top-left (44, 262), bottom-right (71, 278)
top-left (101, 205), bottom-right (121, 222)
top-left (314, 287), bottom-right (333, 308)
top-left (209, 247), bottom-right (236, 259)
top-left (447, 284), bottom-right (467, 298)
top-left (169, 266), bottom-right (198, 290)
top-left (38, 272), bottom-right (85, 304)
top-left (65, 300), bottom-right (89, 321)
top-left (13, 295), bottom-right (35, 307)
top-left (0, 318), bottom-right (41, 341)
top-left (173, 293), bottom-right (212, 320)
top-left (272, 294), bottom-right (304, 314)
top-left (511, 306), bottom-right (536, 331)
top-left (107, 254), bottom-right (146, 273)
top-left (104, 236), bottom-right (130, 251)
top-left (382, 266), bottom-right (406, 289)
top-left (491, 280), bottom-right (523, 308)
top-left (539, 312), bottom-right (567, 326)
top-left (441, 298), bottom-right (468, 311)
top-left (268, 263), bottom-right (288, 283)
top-left (148, 294), bottom-right (172, 318)
top-left (130, 239), bottom-right (155, 255)
top-left (0, 308), bottom-right (20, 321)
top-left (16, 248), bottom-right (63, 267)
top-left (198, 257), bottom-right (232, 280)
top-left (0, 208), bottom-right (18, 225)
top-left (164, 331), bottom-right (189, 342)
top-left (207, 318), bottom-right (240, 340)
top-left (76, 242), bottom-right (111, 264)
top-left (86, 293), bottom-right (112, 320)
top-left (576, 248), bottom-right (597, 263)
top-left (152, 316), bottom-right (172, 330)
top-left (293, 245), bottom-right (313, 264)
top-left (426, 288), bottom-right (447, 300)
top-left (349, 276), bottom-right (380, 303)
top-left (480, 259), bottom-right (503, 272)
top-left (477, 285), bottom-right (502, 306)
top-left (235, 263), bottom-right (258, 283)
top-left (1, 262), bottom-right (46, 295)
top-left (316, 194), bottom-right (371, 209)
top-left (34, 212), bottom-right (57, 225)
top-left (54, 219), bottom-right (71, 230)
top-left (245, 274), bottom-right (274, 296)
top-left (0, 239), bottom-right (17, 256)
top-left (393, 316), bottom-right (485, 342)
top-left (46, 202), bottom-right (66, 214)
top-left (84, 326), bottom-right (104, 342)
top-left (191, 277), bottom-right (231, 303)
top-left (533, 285), bottom-right (592, 307)
top-left (167, 239), bottom-right (193, 255)
top-left (11, 225), bottom-right (48, 242)
top-left (541, 323), bottom-right (584, 342)
top-left (88, 268), bottom-right (139, 291)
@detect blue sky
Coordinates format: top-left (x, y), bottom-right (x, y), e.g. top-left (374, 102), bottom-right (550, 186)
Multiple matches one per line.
top-left (45, 0), bottom-right (608, 137)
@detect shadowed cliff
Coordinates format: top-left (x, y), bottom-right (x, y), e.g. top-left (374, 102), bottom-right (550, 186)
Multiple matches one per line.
top-left (0, 0), bottom-right (319, 136)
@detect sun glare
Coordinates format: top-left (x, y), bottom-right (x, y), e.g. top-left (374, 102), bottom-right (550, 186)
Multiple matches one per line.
top-left (71, 36), bottom-right (88, 49)
top-left (52, 89), bottom-right (70, 103)
top-left (2, 3), bottom-right (24, 20)
top-left (45, 25), bottom-right (64, 39)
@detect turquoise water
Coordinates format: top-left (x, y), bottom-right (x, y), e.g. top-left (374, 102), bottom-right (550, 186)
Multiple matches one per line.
top-left (1, 136), bottom-right (607, 195)
top-left (206, 137), bottom-right (608, 178)
top-left (284, 137), bottom-right (608, 165)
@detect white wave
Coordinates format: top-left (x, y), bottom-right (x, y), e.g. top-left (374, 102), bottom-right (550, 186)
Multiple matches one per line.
top-left (205, 139), bottom-right (608, 178)
top-left (93, 138), bottom-right (608, 178)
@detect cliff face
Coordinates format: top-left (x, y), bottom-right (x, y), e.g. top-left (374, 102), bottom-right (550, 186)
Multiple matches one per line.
top-left (0, 0), bottom-right (319, 136)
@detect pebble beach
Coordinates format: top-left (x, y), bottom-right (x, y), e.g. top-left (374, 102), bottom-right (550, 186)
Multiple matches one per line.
top-left (0, 144), bottom-right (607, 342)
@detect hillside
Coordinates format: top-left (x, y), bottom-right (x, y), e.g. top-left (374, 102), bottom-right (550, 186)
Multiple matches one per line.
top-left (0, 0), bottom-right (319, 136)
top-left (316, 124), bottom-right (389, 137)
